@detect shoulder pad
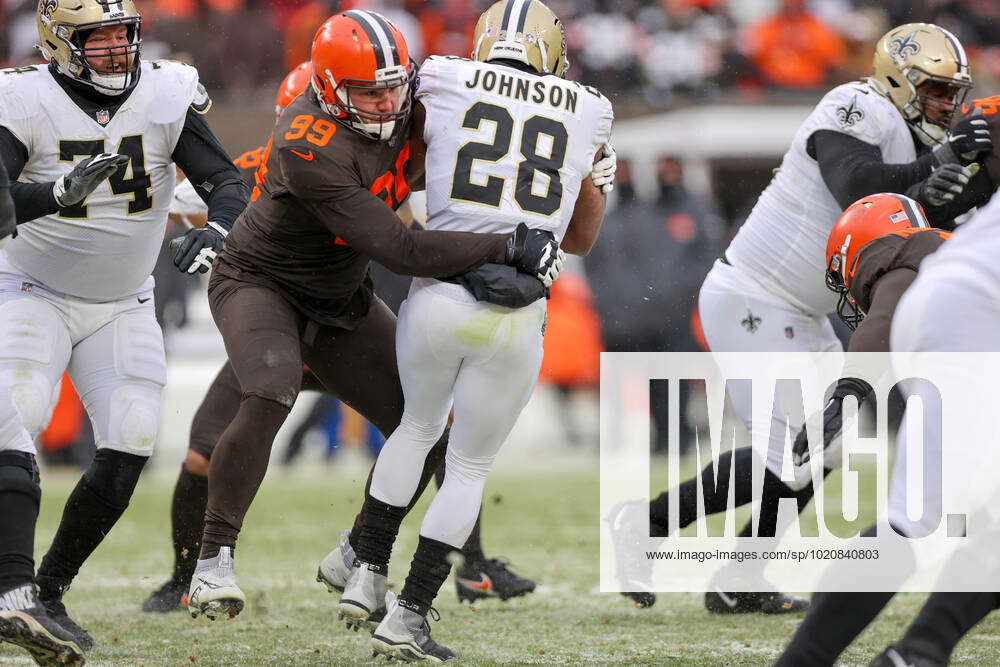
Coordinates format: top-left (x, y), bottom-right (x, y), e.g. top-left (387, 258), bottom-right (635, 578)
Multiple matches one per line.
top-left (424, 55), bottom-right (472, 66)
top-left (812, 82), bottom-right (890, 143)
top-left (0, 66), bottom-right (48, 123)
top-left (146, 59), bottom-right (206, 124)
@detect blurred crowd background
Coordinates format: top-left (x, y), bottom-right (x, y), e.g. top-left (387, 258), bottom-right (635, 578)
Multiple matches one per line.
top-left (0, 0), bottom-right (997, 465)
top-left (4, 0), bottom-right (999, 108)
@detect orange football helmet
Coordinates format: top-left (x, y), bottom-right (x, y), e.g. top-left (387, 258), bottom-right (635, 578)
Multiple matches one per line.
top-left (826, 193), bottom-right (931, 329)
top-left (276, 61), bottom-right (313, 117)
top-left (310, 10), bottom-right (414, 141)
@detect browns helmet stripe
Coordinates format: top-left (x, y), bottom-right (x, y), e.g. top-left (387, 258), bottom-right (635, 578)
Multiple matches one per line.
top-left (892, 192), bottom-right (929, 228)
top-left (345, 10), bottom-right (397, 70)
top-left (366, 11), bottom-right (400, 67)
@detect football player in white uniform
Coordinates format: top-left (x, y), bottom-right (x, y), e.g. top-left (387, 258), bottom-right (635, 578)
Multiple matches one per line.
top-left (337, 0), bottom-right (613, 660)
top-left (0, 0), bottom-right (247, 662)
top-left (611, 23), bottom-right (995, 613)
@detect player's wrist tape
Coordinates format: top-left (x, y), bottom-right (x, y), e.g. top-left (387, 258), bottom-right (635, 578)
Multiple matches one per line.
top-left (932, 141), bottom-right (961, 167)
top-left (832, 377), bottom-right (873, 402)
top-left (206, 220), bottom-right (230, 238)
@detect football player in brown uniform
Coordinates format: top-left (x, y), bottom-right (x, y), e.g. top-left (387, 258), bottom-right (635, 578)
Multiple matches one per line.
top-left (777, 192), bottom-right (951, 666)
top-left (184, 10), bottom-right (562, 622)
top-left (144, 59), bottom-right (536, 614)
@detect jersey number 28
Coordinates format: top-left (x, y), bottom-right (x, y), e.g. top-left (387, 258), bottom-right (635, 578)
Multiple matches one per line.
top-left (450, 101), bottom-right (567, 216)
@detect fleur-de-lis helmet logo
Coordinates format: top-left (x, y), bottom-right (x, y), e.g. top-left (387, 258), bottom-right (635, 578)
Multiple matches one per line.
top-left (890, 30), bottom-right (921, 61)
top-left (38, 0), bottom-right (58, 18)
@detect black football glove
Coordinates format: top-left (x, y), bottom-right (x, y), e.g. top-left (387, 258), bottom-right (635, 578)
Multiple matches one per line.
top-left (933, 112), bottom-right (993, 166)
top-left (504, 222), bottom-right (565, 287)
top-left (53, 153), bottom-right (129, 207)
top-left (170, 221), bottom-right (229, 274)
top-left (918, 162), bottom-right (979, 207)
top-left (792, 377), bottom-right (873, 467)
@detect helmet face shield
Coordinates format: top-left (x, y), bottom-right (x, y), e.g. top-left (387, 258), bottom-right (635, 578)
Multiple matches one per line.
top-left (322, 64), bottom-right (414, 141)
top-left (914, 74), bottom-right (971, 130)
top-left (72, 20), bottom-right (141, 91)
top-left (48, 17), bottom-right (141, 94)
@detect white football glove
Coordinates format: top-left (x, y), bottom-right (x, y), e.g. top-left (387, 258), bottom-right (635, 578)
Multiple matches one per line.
top-left (538, 246), bottom-right (566, 288)
top-left (170, 178), bottom-right (209, 218)
top-left (591, 143), bottom-right (616, 194)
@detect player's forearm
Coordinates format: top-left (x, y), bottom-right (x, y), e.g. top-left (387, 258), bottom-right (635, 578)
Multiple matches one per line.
top-left (322, 195), bottom-right (507, 276)
top-left (202, 178), bottom-right (249, 231)
top-left (562, 178), bottom-right (605, 256)
top-left (8, 181), bottom-right (59, 224)
top-left (812, 130), bottom-right (935, 210)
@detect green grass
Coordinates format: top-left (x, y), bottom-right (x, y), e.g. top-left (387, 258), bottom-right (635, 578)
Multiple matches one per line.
top-left (4, 458), bottom-right (1000, 665)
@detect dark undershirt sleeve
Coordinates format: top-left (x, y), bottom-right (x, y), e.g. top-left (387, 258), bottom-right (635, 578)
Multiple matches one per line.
top-left (0, 126), bottom-right (59, 224)
top-left (848, 268), bottom-right (918, 353)
top-left (810, 130), bottom-right (936, 210)
top-left (171, 109), bottom-right (248, 229)
top-left (299, 188), bottom-right (508, 277)
top-left (0, 159), bottom-right (13, 239)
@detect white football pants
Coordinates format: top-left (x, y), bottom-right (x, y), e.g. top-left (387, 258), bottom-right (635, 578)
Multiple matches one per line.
top-left (369, 278), bottom-right (546, 548)
top-left (0, 251), bottom-right (166, 457)
top-left (889, 266), bottom-right (1000, 537)
top-left (698, 259), bottom-right (843, 490)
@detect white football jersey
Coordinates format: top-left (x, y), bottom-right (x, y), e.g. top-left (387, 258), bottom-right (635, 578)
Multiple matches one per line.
top-left (917, 188), bottom-right (1000, 297)
top-left (0, 60), bottom-right (202, 300)
top-left (726, 80), bottom-right (918, 315)
top-left (417, 56), bottom-right (613, 238)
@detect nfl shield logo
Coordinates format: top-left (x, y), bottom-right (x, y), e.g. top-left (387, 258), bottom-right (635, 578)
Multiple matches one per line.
top-left (785, 326), bottom-right (794, 339)
top-left (96, 109), bottom-right (110, 125)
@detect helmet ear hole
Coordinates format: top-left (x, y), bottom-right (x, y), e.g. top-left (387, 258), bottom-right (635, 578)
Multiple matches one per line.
top-left (886, 75), bottom-right (900, 88)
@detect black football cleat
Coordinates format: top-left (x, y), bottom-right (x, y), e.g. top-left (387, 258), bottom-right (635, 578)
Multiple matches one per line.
top-left (141, 576), bottom-right (189, 613)
top-left (704, 588), bottom-right (809, 615)
top-left (455, 558), bottom-right (536, 603)
top-left (870, 643), bottom-right (945, 667)
top-left (0, 582), bottom-right (86, 666)
top-left (621, 591), bottom-right (656, 608)
top-left (39, 598), bottom-right (94, 652)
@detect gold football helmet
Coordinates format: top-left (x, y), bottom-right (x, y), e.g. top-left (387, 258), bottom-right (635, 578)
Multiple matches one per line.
top-left (870, 23), bottom-right (972, 145)
top-left (36, 0), bottom-right (142, 95)
top-left (472, 0), bottom-right (568, 77)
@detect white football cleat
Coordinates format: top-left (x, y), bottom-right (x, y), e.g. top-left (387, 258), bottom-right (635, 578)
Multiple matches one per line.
top-left (188, 547), bottom-right (246, 621)
top-left (338, 561), bottom-right (387, 632)
top-left (371, 598), bottom-right (454, 662)
top-left (316, 530), bottom-right (355, 593)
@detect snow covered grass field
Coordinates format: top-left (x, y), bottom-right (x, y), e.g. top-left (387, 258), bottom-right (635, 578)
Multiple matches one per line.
top-left (6, 460), bottom-right (1000, 665)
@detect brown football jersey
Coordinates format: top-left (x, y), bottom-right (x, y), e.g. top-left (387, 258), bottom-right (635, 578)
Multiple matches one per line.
top-left (215, 88), bottom-right (507, 326)
top-left (848, 227), bottom-right (950, 314)
top-left (232, 145), bottom-right (264, 187)
top-left (956, 95), bottom-right (1000, 186)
